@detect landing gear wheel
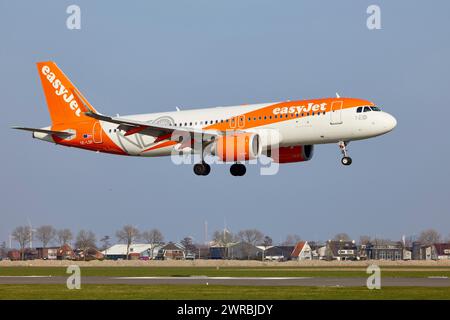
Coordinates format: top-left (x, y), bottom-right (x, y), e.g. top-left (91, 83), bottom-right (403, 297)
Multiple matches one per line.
top-left (193, 162), bottom-right (211, 176)
top-left (341, 156), bottom-right (352, 166)
top-left (338, 141), bottom-right (352, 166)
top-left (230, 163), bottom-right (246, 176)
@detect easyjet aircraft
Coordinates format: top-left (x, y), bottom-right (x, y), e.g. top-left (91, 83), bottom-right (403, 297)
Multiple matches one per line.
top-left (14, 62), bottom-right (397, 176)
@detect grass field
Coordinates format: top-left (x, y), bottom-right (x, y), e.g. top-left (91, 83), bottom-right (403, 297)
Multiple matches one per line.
top-left (0, 266), bottom-right (449, 278)
top-left (1, 266), bottom-right (449, 299)
top-left (0, 284), bottom-right (449, 300)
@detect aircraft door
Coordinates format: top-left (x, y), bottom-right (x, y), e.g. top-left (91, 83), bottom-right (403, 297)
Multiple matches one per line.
top-left (330, 101), bottom-right (343, 125)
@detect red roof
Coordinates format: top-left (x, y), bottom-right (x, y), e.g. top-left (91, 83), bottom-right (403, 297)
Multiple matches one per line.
top-left (291, 241), bottom-right (306, 258)
top-left (434, 243), bottom-right (450, 255)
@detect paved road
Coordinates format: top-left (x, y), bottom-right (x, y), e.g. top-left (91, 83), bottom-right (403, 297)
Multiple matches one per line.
top-left (0, 276), bottom-right (449, 287)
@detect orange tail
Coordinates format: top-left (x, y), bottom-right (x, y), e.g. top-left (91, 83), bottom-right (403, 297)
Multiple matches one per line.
top-left (36, 61), bottom-right (98, 125)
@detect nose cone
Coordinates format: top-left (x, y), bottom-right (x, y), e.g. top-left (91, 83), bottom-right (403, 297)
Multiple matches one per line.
top-left (384, 113), bottom-right (397, 132)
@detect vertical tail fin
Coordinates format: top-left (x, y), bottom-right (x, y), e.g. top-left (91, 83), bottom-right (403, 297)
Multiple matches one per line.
top-left (36, 61), bottom-right (98, 125)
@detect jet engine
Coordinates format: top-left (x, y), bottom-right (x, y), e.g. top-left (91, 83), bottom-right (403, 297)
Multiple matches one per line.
top-left (212, 133), bottom-right (261, 162)
top-left (268, 145), bottom-right (314, 163)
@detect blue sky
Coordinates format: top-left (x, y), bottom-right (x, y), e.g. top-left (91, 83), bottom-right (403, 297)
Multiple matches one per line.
top-left (1, 1), bottom-right (449, 247)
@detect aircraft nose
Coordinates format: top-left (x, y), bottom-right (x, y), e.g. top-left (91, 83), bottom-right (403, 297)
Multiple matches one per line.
top-left (384, 113), bottom-right (397, 132)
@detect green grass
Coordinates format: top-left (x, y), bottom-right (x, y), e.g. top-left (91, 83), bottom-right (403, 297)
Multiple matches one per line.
top-left (0, 284), bottom-right (449, 300)
top-left (0, 266), bottom-right (449, 278)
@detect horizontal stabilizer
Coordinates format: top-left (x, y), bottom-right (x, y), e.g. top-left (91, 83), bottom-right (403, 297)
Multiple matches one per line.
top-left (12, 127), bottom-right (74, 138)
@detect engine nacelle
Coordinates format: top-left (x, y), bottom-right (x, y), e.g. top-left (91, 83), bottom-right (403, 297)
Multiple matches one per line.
top-left (268, 145), bottom-right (314, 163)
top-left (212, 133), bottom-right (261, 162)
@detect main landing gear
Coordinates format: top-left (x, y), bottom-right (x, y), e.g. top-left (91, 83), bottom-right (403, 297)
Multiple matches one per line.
top-left (230, 163), bottom-right (246, 176)
top-left (193, 161), bottom-right (211, 176)
top-left (338, 141), bottom-right (352, 166)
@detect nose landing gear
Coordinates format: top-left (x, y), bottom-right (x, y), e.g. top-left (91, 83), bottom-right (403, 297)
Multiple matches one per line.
top-left (338, 141), bottom-right (352, 166)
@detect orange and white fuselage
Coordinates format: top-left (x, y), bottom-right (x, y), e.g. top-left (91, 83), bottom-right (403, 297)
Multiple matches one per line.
top-left (15, 62), bottom-right (397, 176)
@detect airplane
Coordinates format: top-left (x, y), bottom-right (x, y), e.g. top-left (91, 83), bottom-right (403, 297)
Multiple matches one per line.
top-left (14, 61), bottom-right (397, 176)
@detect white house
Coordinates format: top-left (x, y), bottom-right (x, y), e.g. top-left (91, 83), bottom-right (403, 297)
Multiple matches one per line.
top-left (102, 243), bottom-right (161, 260)
top-left (291, 241), bottom-right (312, 260)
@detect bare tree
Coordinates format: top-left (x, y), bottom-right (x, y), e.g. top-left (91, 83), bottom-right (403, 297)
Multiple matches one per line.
top-left (116, 225), bottom-right (140, 260)
top-left (35, 225), bottom-right (56, 248)
top-left (212, 229), bottom-right (235, 246)
top-left (333, 233), bottom-right (351, 241)
top-left (99, 235), bottom-right (111, 252)
top-left (237, 229), bottom-right (264, 246)
top-left (359, 235), bottom-right (371, 245)
top-left (282, 234), bottom-right (302, 246)
top-left (12, 226), bottom-right (31, 260)
top-left (141, 229), bottom-right (164, 245)
top-left (418, 229), bottom-right (442, 245)
top-left (57, 229), bottom-right (73, 246)
top-left (75, 230), bottom-right (97, 260)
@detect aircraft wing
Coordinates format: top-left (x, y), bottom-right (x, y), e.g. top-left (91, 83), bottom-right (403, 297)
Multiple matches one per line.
top-left (84, 111), bottom-right (219, 142)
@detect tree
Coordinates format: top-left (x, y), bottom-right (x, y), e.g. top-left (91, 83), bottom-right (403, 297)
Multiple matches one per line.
top-left (116, 225), bottom-right (140, 260)
top-left (359, 235), bottom-right (371, 245)
top-left (282, 234), bottom-right (302, 246)
top-left (418, 229), bottom-right (441, 245)
top-left (75, 230), bottom-right (97, 260)
top-left (141, 229), bottom-right (164, 245)
top-left (181, 236), bottom-right (197, 253)
top-left (99, 235), bottom-right (111, 252)
top-left (237, 229), bottom-right (264, 246)
top-left (35, 225), bottom-right (56, 248)
top-left (57, 229), bottom-right (73, 246)
top-left (12, 226), bottom-right (31, 260)
top-left (333, 233), bottom-right (351, 241)
top-left (261, 236), bottom-right (273, 247)
top-left (212, 229), bottom-right (235, 246)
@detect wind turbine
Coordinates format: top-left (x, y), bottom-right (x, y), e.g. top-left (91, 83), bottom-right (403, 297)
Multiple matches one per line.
top-left (27, 218), bottom-right (36, 248)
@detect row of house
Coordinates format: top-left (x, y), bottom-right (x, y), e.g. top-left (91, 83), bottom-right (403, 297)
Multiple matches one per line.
top-left (209, 240), bottom-right (450, 261)
top-left (6, 244), bottom-right (104, 261)
top-left (5, 240), bottom-right (450, 262)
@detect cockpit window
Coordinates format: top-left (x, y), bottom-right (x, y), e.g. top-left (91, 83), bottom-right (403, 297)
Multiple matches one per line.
top-left (371, 106), bottom-right (381, 111)
top-left (363, 107), bottom-right (371, 112)
top-left (356, 107), bottom-right (363, 113)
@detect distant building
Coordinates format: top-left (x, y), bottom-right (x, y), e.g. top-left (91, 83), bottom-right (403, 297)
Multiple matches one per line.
top-left (57, 244), bottom-right (75, 260)
top-left (157, 242), bottom-right (186, 260)
top-left (264, 246), bottom-right (295, 261)
top-left (7, 250), bottom-right (21, 261)
top-left (102, 244), bottom-right (160, 260)
top-left (420, 243), bottom-right (450, 260)
top-left (227, 242), bottom-right (263, 260)
top-left (291, 241), bottom-right (312, 261)
top-left (75, 248), bottom-right (104, 261)
top-left (209, 242), bottom-right (263, 260)
top-left (324, 240), bottom-right (358, 261)
top-left (209, 246), bottom-right (226, 259)
top-left (433, 243), bottom-right (450, 260)
top-left (36, 247), bottom-right (59, 260)
top-left (364, 241), bottom-right (404, 261)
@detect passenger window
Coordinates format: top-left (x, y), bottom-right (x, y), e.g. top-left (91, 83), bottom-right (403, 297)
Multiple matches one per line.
top-left (363, 107), bottom-right (371, 112)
